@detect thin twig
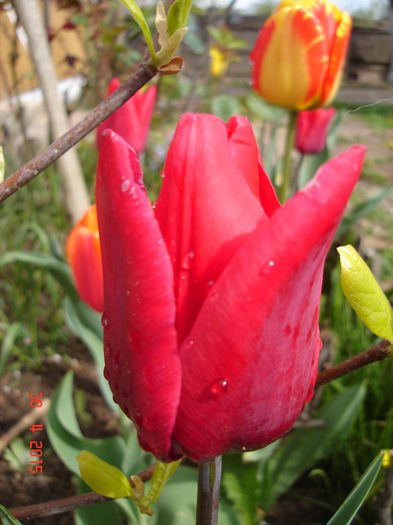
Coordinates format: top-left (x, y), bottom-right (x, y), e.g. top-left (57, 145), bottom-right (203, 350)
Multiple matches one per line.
top-left (0, 63), bottom-right (157, 204)
top-left (0, 398), bottom-right (50, 454)
top-left (9, 464), bottom-right (155, 520)
top-left (316, 340), bottom-right (392, 386)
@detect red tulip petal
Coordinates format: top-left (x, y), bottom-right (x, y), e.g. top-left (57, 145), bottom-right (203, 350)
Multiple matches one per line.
top-left (97, 80), bottom-right (156, 153)
top-left (66, 205), bottom-right (103, 312)
top-left (173, 146), bottom-right (365, 461)
top-left (295, 107), bottom-right (336, 154)
top-left (226, 115), bottom-right (281, 217)
top-left (258, 157), bottom-right (281, 217)
top-left (96, 130), bottom-right (181, 459)
top-left (227, 115), bottom-right (261, 199)
top-left (155, 113), bottom-right (266, 344)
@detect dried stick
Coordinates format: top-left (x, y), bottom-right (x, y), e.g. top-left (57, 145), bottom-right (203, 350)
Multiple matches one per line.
top-left (316, 340), bottom-right (392, 386)
top-left (0, 63), bottom-right (157, 204)
top-left (9, 464), bottom-right (155, 520)
top-left (0, 398), bottom-right (50, 454)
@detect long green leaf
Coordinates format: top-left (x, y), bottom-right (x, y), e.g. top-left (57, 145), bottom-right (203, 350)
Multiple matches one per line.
top-left (64, 298), bottom-right (115, 410)
top-left (327, 451), bottom-right (384, 525)
top-left (167, 0), bottom-right (192, 35)
top-left (337, 186), bottom-right (393, 238)
top-left (119, 0), bottom-right (155, 59)
top-left (0, 322), bottom-right (26, 377)
top-left (47, 372), bottom-right (125, 475)
top-left (0, 250), bottom-right (102, 336)
top-left (0, 505), bottom-right (22, 525)
top-left (260, 383), bottom-right (366, 509)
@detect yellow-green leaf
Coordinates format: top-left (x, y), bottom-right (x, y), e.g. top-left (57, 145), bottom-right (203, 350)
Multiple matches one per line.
top-left (77, 450), bottom-right (133, 499)
top-left (155, 1), bottom-right (168, 50)
top-left (138, 459), bottom-right (181, 515)
top-left (155, 27), bottom-right (187, 66)
top-left (167, 0), bottom-right (192, 36)
top-left (338, 245), bottom-right (393, 343)
top-left (119, 0), bottom-right (156, 60)
top-left (0, 147), bottom-right (4, 183)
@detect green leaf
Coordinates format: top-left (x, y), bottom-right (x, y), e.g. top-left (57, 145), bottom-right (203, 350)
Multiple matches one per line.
top-left (119, 0), bottom-right (156, 60)
top-left (64, 298), bottom-right (115, 410)
top-left (0, 250), bottom-right (102, 337)
top-left (75, 477), bottom-right (129, 525)
top-left (167, 0), bottom-right (192, 36)
top-left (75, 500), bottom-right (125, 525)
top-left (155, 27), bottom-right (187, 66)
top-left (155, 1), bottom-right (168, 49)
top-left (211, 95), bottom-right (241, 122)
top-left (78, 450), bottom-right (133, 499)
top-left (327, 451), bottom-right (384, 525)
top-left (0, 505), bottom-right (22, 525)
top-left (153, 466), bottom-right (197, 524)
top-left (47, 372), bottom-right (125, 475)
top-left (338, 245), bottom-right (393, 343)
top-left (0, 322), bottom-right (26, 378)
top-left (222, 457), bottom-right (259, 525)
top-left (260, 383), bottom-right (366, 510)
top-left (246, 93), bottom-right (286, 122)
top-left (337, 186), bottom-right (393, 238)
top-left (139, 459), bottom-right (181, 514)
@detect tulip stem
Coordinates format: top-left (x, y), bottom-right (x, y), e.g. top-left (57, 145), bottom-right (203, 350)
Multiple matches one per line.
top-left (196, 456), bottom-right (222, 525)
top-left (278, 111), bottom-right (297, 203)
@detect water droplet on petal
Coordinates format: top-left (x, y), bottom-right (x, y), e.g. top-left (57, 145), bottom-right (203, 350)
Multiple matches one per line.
top-left (181, 251), bottom-right (195, 270)
top-left (157, 238), bottom-right (164, 246)
top-left (269, 260), bottom-right (275, 267)
top-left (129, 186), bottom-right (137, 199)
top-left (125, 290), bottom-right (131, 296)
top-left (242, 445), bottom-right (247, 451)
top-left (210, 378), bottom-right (229, 396)
top-left (121, 179), bottom-right (131, 193)
top-left (101, 315), bottom-right (109, 328)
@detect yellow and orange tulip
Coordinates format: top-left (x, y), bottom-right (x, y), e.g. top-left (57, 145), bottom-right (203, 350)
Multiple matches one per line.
top-left (250, 0), bottom-right (351, 110)
top-left (66, 205), bottom-right (103, 312)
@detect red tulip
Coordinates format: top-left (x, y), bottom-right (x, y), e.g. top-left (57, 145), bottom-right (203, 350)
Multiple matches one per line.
top-left (250, 0), bottom-right (352, 110)
top-left (66, 204), bottom-right (103, 312)
top-left (97, 78), bottom-right (157, 154)
top-left (96, 114), bottom-right (365, 462)
top-left (295, 107), bottom-right (336, 154)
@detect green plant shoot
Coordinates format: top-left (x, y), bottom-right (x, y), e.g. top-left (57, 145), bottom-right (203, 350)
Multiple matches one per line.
top-left (119, 0), bottom-right (156, 60)
top-left (77, 450), bottom-right (133, 499)
top-left (138, 459), bottom-right (182, 515)
top-left (119, 0), bottom-right (191, 67)
top-left (338, 245), bottom-right (393, 343)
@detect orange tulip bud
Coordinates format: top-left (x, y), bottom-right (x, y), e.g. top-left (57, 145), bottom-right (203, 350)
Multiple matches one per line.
top-left (250, 0), bottom-right (351, 110)
top-left (66, 205), bottom-right (103, 312)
